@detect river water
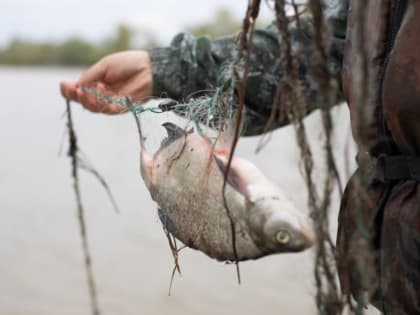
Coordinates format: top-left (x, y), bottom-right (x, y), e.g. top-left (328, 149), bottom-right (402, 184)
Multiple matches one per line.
top-left (0, 66), bottom-right (378, 315)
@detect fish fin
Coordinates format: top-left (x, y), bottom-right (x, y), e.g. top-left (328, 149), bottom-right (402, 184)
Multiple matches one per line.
top-left (159, 208), bottom-right (183, 296)
top-left (214, 154), bottom-right (249, 199)
top-left (162, 122), bottom-right (185, 140)
top-left (140, 151), bottom-right (153, 189)
top-left (215, 122), bottom-right (235, 150)
top-left (213, 116), bottom-right (245, 150)
top-left (158, 208), bottom-right (177, 235)
top-left (160, 122), bottom-right (188, 149)
top-left (129, 98), bottom-right (154, 189)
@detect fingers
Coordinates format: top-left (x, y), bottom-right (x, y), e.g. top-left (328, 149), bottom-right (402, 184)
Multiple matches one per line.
top-left (78, 58), bottom-right (108, 86)
top-left (60, 81), bottom-right (78, 101)
top-left (118, 75), bottom-right (153, 103)
top-left (60, 81), bottom-right (126, 114)
top-left (75, 86), bottom-right (127, 115)
top-left (60, 50), bottom-right (153, 115)
top-left (60, 57), bottom-right (108, 101)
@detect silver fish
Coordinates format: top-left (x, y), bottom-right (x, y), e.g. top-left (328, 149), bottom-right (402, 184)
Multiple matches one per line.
top-left (138, 121), bottom-right (314, 261)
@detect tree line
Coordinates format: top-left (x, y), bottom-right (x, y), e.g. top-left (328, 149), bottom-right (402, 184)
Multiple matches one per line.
top-left (0, 9), bottom-right (252, 66)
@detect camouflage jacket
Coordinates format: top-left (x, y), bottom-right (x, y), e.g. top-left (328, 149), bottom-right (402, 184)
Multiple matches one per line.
top-left (149, 1), bottom-right (420, 315)
top-left (149, 0), bottom-right (349, 136)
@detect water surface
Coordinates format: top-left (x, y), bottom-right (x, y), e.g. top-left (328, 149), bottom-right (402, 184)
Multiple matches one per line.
top-left (0, 66), bottom-right (378, 315)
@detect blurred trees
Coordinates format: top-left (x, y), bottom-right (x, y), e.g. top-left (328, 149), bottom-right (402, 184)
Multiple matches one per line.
top-left (0, 23), bottom-right (154, 66)
top-left (187, 8), bottom-right (242, 38)
top-left (187, 8), bottom-right (268, 38)
top-left (0, 8), bottom-right (267, 66)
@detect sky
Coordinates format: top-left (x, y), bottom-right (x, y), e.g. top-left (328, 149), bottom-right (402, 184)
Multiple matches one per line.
top-left (1, 0), bottom-right (274, 47)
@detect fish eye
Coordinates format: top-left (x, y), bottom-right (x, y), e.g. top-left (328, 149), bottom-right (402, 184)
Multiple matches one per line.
top-left (276, 230), bottom-right (290, 244)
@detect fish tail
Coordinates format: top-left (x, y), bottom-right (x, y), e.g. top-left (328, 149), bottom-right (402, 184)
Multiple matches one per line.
top-left (126, 97), bottom-right (153, 186)
top-left (127, 97), bottom-right (146, 151)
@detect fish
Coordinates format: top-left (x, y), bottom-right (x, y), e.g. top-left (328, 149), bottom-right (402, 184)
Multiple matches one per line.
top-left (137, 119), bottom-right (315, 262)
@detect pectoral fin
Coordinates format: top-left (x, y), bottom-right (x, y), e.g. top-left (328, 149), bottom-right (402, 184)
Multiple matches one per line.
top-left (140, 151), bottom-right (153, 189)
top-left (214, 154), bottom-right (250, 199)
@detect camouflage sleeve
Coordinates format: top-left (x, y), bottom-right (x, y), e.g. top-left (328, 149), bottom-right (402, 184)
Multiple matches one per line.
top-left (149, 0), bottom-right (348, 136)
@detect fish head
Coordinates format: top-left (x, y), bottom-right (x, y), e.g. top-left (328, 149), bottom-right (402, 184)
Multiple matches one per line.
top-left (213, 153), bottom-right (315, 253)
top-left (247, 196), bottom-right (315, 253)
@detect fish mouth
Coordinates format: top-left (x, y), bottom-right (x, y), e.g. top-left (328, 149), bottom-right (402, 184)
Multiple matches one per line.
top-left (300, 222), bottom-right (316, 248)
top-left (297, 222), bottom-right (316, 249)
top-left (287, 230), bottom-right (314, 252)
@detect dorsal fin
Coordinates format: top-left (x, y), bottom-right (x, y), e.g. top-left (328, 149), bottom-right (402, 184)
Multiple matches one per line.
top-left (163, 122), bottom-right (185, 139)
top-left (160, 122), bottom-right (188, 149)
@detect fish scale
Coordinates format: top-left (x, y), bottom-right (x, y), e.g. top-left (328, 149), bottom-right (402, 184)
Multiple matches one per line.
top-left (139, 121), bottom-right (314, 261)
top-left (151, 136), bottom-right (257, 260)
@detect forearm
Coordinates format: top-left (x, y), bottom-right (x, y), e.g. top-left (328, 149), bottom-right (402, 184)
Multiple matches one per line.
top-left (148, 0), bottom-right (348, 136)
top-left (149, 33), bottom-right (219, 100)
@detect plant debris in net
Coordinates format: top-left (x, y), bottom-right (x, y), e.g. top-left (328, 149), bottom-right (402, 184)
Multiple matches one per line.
top-left (64, 99), bottom-right (120, 315)
top-left (267, 1), bottom-right (347, 313)
top-left (72, 1), bottom-right (377, 312)
top-left (82, 68), bottom-right (245, 283)
top-left (254, 1), bottom-right (373, 314)
top-left (65, 99), bottom-right (101, 315)
top-left (81, 1), bottom-right (264, 283)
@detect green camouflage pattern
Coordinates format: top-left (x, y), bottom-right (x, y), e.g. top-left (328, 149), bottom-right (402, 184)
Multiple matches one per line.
top-left (149, 0), bottom-right (420, 314)
top-left (338, 0), bottom-right (420, 314)
top-left (148, 0), bottom-right (348, 135)
top-left (381, 180), bottom-right (420, 315)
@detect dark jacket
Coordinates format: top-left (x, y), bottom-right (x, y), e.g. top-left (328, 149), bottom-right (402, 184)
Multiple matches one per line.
top-left (149, 1), bottom-right (420, 314)
top-left (149, 0), bottom-right (348, 135)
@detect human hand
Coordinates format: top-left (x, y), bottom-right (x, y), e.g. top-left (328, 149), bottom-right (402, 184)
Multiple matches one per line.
top-left (60, 50), bottom-right (153, 114)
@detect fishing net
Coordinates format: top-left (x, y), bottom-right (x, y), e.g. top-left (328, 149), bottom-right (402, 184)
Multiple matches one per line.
top-left (198, 0), bottom-right (374, 314)
top-left (237, 1), bottom-right (374, 314)
top-left (82, 84), bottom-right (237, 136)
top-left (64, 1), bottom-right (377, 314)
